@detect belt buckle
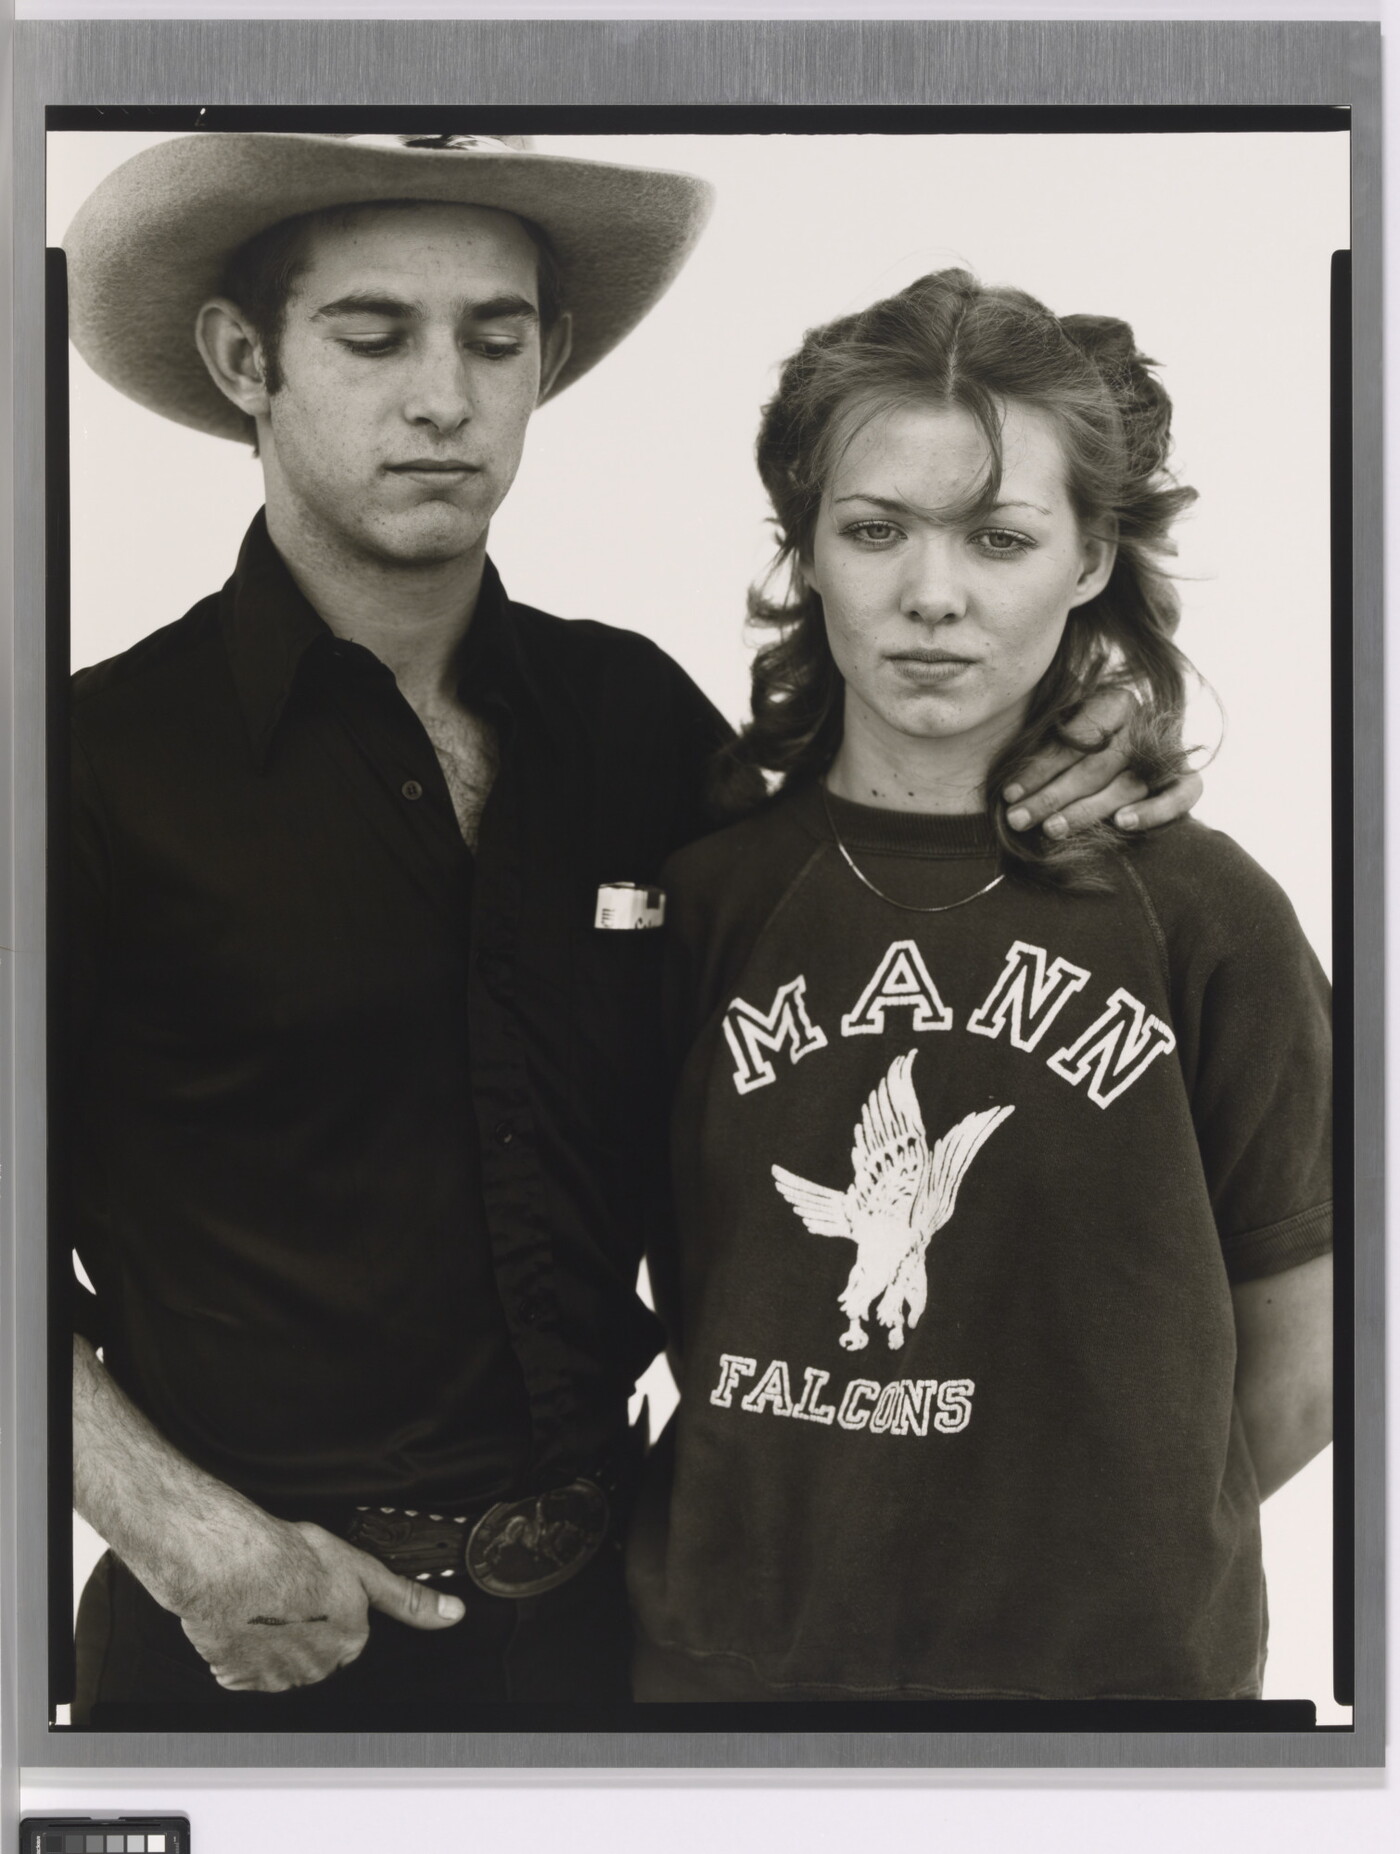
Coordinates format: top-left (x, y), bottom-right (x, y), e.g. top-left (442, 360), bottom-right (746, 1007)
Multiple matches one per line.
top-left (465, 1479), bottom-right (610, 1598)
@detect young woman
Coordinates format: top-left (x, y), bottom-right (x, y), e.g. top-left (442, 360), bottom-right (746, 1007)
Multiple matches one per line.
top-left (627, 270), bottom-right (1333, 1702)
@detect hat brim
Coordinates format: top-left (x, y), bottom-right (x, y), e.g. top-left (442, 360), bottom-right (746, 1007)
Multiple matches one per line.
top-left (64, 133), bottom-right (715, 441)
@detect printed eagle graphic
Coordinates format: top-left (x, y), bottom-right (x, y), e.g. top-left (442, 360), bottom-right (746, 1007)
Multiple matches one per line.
top-left (772, 1051), bottom-right (1013, 1353)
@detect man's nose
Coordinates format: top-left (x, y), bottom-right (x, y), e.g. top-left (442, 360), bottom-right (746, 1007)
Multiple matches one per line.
top-left (900, 535), bottom-right (968, 624)
top-left (403, 335), bottom-right (473, 432)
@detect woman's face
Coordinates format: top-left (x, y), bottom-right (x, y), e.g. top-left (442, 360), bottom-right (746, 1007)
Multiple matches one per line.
top-left (804, 397), bottom-right (1115, 780)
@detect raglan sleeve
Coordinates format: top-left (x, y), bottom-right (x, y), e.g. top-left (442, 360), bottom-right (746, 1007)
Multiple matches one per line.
top-left (1170, 840), bottom-right (1332, 1284)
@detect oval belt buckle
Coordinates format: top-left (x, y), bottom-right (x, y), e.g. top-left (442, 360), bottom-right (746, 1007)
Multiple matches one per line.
top-left (465, 1479), bottom-right (610, 1598)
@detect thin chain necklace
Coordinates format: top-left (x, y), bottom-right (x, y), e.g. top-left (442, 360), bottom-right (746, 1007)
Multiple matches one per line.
top-left (821, 780), bottom-right (1006, 916)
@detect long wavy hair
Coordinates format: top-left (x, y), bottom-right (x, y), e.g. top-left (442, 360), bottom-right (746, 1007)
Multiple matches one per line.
top-left (712, 269), bottom-right (1200, 884)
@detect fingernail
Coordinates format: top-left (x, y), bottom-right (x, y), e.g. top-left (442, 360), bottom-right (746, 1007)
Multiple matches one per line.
top-left (1044, 816), bottom-right (1068, 840)
top-left (1007, 807), bottom-right (1031, 831)
top-left (437, 1592), bottom-right (465, 1620)
top-left (1115, 807), bottom-right (1139, 831)
top-left (1003, 783), bottom-right (1025, 803)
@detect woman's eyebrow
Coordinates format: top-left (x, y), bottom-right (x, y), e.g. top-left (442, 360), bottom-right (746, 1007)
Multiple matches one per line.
top-left (833, 491), bottom-right (1052, 516)
top-left (832, 493), bottom-right (910, 510)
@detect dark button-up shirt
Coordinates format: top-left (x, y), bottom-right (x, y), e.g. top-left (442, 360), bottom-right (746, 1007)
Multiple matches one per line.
top-left (68, 512), bottom-right (729, 1517)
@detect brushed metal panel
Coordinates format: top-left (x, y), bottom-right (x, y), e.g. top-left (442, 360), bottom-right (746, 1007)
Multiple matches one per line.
top-left (7, 19), bottom-right (1384, 108)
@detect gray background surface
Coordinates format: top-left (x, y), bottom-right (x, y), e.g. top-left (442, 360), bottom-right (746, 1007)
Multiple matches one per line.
top-left (2, 17), bottom-right (1382, 1778)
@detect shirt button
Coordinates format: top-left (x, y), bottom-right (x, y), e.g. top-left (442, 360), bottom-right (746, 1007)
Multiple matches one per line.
top-left (401, 779), bottom-right (424, 801)
top-left (494, 1121), bottom-right (515, 1147)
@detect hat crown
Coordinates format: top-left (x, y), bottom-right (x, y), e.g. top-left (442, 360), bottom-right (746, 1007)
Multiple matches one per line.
top-left (65, 129), bottom-right (713, 438)
top-left (335, 132), bottom-right (533, 155)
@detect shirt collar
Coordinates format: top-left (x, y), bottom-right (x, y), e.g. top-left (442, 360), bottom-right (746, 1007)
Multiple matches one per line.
top-left (218, 509), bottom-right (523, 767)
top-left (453, 551), bottom-right (523, 720)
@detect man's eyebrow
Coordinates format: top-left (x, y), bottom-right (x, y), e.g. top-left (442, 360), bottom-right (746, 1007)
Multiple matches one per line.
top-left (464, 294), bottom-right (539, 323)
top-left (313, 293), bottom-right (421, 321)
top-left (832, 493), bottom-right (1052, 517)
top-left (312, 292), bottom-right (539, 323)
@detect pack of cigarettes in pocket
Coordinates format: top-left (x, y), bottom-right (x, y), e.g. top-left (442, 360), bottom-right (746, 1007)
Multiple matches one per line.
top-left (594, 883), bottom-right (666, 930)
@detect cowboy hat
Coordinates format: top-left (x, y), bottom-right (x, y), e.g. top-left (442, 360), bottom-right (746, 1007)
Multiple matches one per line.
top-left (64, 131), bottom-right (715, 441)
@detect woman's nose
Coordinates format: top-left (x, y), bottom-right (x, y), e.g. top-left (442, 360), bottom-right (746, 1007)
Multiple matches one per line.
top-left (900, 536), bottom-right (968, 624)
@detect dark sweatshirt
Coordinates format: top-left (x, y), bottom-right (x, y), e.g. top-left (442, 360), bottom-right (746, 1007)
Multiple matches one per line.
top-left (629, 785), bottom-right (1332, 1701)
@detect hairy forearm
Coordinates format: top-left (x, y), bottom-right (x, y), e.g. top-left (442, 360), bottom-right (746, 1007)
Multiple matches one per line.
top-left (72, 1334), bottom-right (279, 1613)
top-left (73, 1337), bottom-right (462, 1691)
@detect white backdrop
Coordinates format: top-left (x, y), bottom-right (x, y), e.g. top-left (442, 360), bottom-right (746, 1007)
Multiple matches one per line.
top-left (47, 127), bottom-right (1348, 1719)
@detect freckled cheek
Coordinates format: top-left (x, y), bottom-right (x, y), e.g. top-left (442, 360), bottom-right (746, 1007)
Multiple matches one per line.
top-left (824, 603), bottom-right (885, 684)
top-left (825, 562), bottom-right (891, 634)
top-left (1000, 610), bottom-right (1070, 686)
top-left (498, 401), bottom-right (544, 469)
top-left (317, 432), bottom-right (375, 489)
top-left (279, 390), bottom-right (371, 458)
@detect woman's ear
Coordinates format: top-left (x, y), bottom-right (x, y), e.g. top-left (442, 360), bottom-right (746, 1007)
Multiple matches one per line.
top-left (1069, 530), bottom-right (1118, 609)
top-left (195, 299), bottom-right (273, 422)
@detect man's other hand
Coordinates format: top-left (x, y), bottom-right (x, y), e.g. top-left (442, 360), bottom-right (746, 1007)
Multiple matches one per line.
top-left (177, 1516), bottom-right (465, 1693)
top-left (1002, 686), bottom-right (1203, 840)
top-left (73, 1336), bottom-right (468, 1696)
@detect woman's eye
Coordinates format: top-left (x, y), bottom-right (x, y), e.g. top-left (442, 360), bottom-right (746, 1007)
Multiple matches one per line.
top-left (974, 529), bottom-right (1033, 557)
top-left (844, 520), bottom-right (901, 547)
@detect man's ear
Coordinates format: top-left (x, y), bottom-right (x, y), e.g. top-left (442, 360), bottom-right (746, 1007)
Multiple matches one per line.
top-left (195, 299), bottom-right (273, 421)
top-left (1069, 529), bottom-right (1118, 609)
top-left (538, 311), bottom-right (574, 403)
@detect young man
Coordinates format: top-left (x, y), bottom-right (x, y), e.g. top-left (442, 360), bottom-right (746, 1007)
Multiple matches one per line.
top-left (61, 132), bottom-right (1198, 1722)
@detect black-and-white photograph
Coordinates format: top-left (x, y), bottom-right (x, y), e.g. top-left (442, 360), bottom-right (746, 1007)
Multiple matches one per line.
top-left (46, 119), bottom-right (1345, 1730)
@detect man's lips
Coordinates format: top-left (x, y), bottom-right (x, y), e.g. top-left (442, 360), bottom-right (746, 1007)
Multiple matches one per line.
top-left (385, 460), bottom-right (482, 477)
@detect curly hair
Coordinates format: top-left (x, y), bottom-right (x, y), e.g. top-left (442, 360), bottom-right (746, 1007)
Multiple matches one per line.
top-left (712, 269), bottom-right (1199, 885)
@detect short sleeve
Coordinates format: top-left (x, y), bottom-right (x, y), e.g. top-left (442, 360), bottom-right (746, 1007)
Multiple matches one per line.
top-left (1164, 841), bottom-right (1332, 1284)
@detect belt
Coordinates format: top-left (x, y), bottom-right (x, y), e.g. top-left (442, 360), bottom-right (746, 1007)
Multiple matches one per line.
top-left (337, 1419), bottom-right (647, 1602)
top-left (344, 1480), bottom-right (610, 1600)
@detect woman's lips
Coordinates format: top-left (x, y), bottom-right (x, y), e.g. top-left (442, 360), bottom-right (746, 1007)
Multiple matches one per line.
top-left (887, 652), bottom-right (977, 683)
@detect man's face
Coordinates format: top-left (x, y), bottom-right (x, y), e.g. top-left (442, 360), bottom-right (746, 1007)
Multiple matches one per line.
top-left (256, 202), bottom-right (552, 568)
